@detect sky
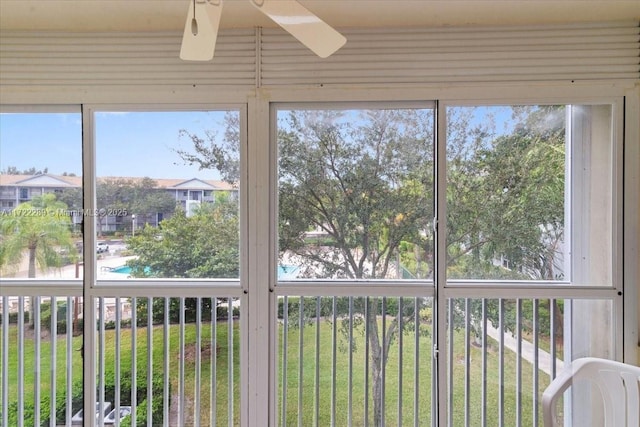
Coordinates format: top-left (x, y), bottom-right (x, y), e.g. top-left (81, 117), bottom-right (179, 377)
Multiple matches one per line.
top-left (0, 106), bottom-right (521, 180)
top-left (0, 110), bottom-right (231, 180)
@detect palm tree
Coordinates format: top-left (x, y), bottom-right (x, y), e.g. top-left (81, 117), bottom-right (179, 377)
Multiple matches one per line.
top-left (0, 193), bottom-right (77, 327)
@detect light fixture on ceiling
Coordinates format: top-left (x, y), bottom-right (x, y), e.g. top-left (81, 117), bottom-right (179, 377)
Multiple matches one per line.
top-left (180, 0), bottom-right (347, 61)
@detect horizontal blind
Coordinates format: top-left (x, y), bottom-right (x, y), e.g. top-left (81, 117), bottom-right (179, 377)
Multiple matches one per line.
top-left (260, 21), bottom-right (640, 86)
top-left (0, 30), bottom-right (257, 87)
top-left (0, 22), bottom-right (638, 89)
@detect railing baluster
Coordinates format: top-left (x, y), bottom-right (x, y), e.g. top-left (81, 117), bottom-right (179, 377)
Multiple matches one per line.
top-left (281, 296), bottom-right (288, 427)
top-left (66, 297), bottom-right (73, 426)
top-left (516, 299), bottom-right (522, 427)
top-left (413, 297), bottom-right (420, 427)
top-left (314, 296), bottom-right (320, 427)
top-left (447, 299), bottom-right (454, 427)
top-left (413, 297), bottom-right (419, 427)
top-left (193, 297), bottom-right (202, 426)
top-left (195, 298), bottom-right (202, 427)
top-left (381, 297), bottom-right (387, 425)
top-left (163, 298), bottom-right (170, 427)
top-left (132, 297), bottom-right (138, 426)
top-left (498, 299), bottom-right (505, 427)
top-left (533, 299), bottom-right (539, 426)
top-left (34, 297), bottom-right (41, 427)
top-left (99, 297), bottom-right (106, 426)
top-left (227, 297), bottom-right (234, 427)
top-left (179, 298), bottom-right (185, 427)
top-left (147, 297), bottom-right (153, 427)
top-left (481, 299), bottom-right (487, 427)
top-left (464, 298), bottom-right (470, 427)
top-left (550, 299), bottom-right (557, 379)
top-left (348, 296), bottom-right (354, 427)
top-left (18, 296), bottom-right (24, 427)
top-left (115, 297), bottom-right (122, 427)
top-left (364, 297), bottom-right (370, 427)
top-left (1, 296), bottom-right (8, 427)
top-left (50, 296), bottom-right (57, 427)
top-left (211, 297), bottom-right (217, 427)
top-left (331, 296), bottom-right (337, 427)
top-left (398, 297), bottom-right (403, 427)
top-left (298, 297), bottom-right (304, 427)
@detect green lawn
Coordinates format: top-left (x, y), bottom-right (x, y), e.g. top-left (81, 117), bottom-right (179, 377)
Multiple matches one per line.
top-left (1, 319), bottom-right (551, 426)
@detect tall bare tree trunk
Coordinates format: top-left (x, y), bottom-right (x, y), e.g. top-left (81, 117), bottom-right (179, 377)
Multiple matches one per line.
top-left (368, 298), bottom-right (384, 427)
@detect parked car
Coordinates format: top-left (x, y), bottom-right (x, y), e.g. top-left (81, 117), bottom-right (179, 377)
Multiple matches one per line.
top-left (71, 401), bottom-right (112, 425)
top-left (104, 406), bottom-right (131, 425)
top-left (97, 242), bottom-right (109, 253)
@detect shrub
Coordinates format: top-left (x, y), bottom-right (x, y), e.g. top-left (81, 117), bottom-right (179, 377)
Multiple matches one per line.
top-left (103, 370), bottom-right (167, 426)
top-left (135, 297), bottom-right (239, 326)
top-left (40, 299), bottom-right (69, 334)
top-left (0, 311), bottom-right (28, 325)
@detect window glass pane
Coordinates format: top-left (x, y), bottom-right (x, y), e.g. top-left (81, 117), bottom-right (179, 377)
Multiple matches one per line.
top-left (568, 105), bottom-right (614, 286)
top-left (277, 107), bottom-right (434, 281)
top-left (0, 112), bottom-right (83, 280)
top-left (0, 112), bottom-right (84, 425)
top-left (445, 105), bottom-right (614, 285)
top-left (95, 111), bottom-right (240, 280)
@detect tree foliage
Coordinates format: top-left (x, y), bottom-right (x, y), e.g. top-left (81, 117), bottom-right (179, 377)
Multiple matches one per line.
top-left (174, 105), bottom-right (566, 426)
top-left (60, 177), bottom-right (177, 235)
top-left (175, 112), bottom-right (240, 185)
top-left (126, 194), bottom-right (238, 279)
top-left (0, 193), bottom-right (77, 328)
top-left (0, 193), bottom-right (76, 277)
top-left (278, 109), bottom-right (434, 280)
top-left (1, 166), bottom-right (49, 175)
top-left (446, 106), bottom-right (566, 281)
top-left (126, 194), bottom-right (239, 325)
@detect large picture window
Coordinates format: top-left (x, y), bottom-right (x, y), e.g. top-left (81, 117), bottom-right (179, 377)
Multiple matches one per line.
top-left (0, 97), bottom-right (628, 427)
top-left (445, 104), bottom-right (615, 286)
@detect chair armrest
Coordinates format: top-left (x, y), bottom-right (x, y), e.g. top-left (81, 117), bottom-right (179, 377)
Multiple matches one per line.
top-left (542, 365), bottom-right (576, 427)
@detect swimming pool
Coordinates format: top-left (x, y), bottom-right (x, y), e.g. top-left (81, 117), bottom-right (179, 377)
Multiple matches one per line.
top-left (111, 265), bottom-right (134, 274)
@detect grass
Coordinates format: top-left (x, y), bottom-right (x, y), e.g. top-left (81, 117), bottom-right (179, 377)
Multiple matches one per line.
top-left (1, 318), bottom-right (552, 426)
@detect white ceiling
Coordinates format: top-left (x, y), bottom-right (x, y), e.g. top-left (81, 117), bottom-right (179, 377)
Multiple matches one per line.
top-left (0, 0), bottom-right (638, 32)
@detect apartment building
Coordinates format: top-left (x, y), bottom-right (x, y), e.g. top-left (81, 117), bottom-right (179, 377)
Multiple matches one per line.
top-left (0, 173), bottom-right (235, 230)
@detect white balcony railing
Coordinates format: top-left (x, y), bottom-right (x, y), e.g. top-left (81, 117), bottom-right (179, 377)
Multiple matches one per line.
top-left (0, 293), bottom-right (239, 427)
top-left (1, 291), bottom-right (601, 426)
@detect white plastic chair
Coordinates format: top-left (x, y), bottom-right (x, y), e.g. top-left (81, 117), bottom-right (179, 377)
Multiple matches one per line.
top-left (542, 357), bottom-right (640, 427)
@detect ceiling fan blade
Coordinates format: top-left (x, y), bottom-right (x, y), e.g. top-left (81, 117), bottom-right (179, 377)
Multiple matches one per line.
top-left (180, 0), bottom-right (223, 61)
top-left (251, 0), bottom-right (346, 58)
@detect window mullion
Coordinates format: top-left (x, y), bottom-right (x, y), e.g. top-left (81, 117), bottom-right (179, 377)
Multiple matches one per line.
top-left (81, 104), bottom-right (98, 427)
top-left (434, 99), bottom-right (449, 427)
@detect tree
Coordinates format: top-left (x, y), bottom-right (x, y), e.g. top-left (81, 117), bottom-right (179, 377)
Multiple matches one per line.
top-left (175, 112), bottom-right (240, 185)
top-left (127, 194), bottom-right (238, 278)
top-left (128, 177), bottom-right (177, 228)
top-left (179, 108), bottom-right (434, 426)
top-left (445, 106), bottom-right (566, 342)
top-left (1, 166), bottom-right (49, 175)
top-left (0, 193), bottom-right (77, 326)
top-left (177, 106), bottom-right (567, 425)
top-left (126, 194), bottom-right (239, 322)
top-left (61, 177), bottom-right (177, 236)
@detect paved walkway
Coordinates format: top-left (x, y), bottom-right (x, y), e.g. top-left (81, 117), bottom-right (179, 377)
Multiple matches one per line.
top-left (486, 324), bottom-right (564, 375)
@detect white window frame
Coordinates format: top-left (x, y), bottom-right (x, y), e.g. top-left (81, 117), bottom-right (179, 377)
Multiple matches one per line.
top-left (1, 81), bottom-right (637, 427)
